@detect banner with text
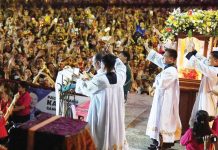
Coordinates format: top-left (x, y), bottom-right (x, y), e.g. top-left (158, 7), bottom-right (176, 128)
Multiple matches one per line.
top-left (29, 87), bottom-right (88, 116)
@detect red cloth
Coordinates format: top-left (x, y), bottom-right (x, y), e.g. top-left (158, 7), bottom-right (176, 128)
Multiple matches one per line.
top-left (180, 128), bottom-right (217, 150)
top-left (0, 117), bottom-right (7, 138)
top-left (212, 117), bottom-right (218, 134)
top-left (15, 92), bottom-right (31, 116)
top-left (9, 113), bottom-right (95, 150)
top-left (76, 100), bottom-right (90, 120)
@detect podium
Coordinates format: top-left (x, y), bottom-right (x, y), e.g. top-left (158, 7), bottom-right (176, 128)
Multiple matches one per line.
top-left (179, 78), bottom-right (200, 134)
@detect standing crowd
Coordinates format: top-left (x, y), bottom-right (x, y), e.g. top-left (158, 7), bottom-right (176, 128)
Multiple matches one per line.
top-left (0, 2), bottom-right (218, 150)
top-left (1, 4), bottom-right (202, 94)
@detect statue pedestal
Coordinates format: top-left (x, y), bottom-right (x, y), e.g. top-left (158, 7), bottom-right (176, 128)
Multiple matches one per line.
top-left (179, 78), bottom-right (200, 134)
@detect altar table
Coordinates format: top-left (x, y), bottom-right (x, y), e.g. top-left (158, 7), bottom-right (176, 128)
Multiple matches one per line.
top-left (8, 113), bottom-right (95, 150)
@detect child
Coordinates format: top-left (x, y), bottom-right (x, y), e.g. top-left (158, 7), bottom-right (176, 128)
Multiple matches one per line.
top-left (144, 42), bottom-right (181, 149)
top-left (181, 110), bottom-right (217, 150)
top-left (187, 47), bottom-right (218, 127)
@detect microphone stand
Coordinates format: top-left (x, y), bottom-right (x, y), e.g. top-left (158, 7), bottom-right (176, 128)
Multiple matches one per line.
top-left (59, 75), bottom-right (78, 118)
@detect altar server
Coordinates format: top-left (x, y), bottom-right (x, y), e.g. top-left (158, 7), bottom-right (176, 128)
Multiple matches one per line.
top-left (76, 52), bottom-right (128, 150)
top-left (144, 42), bottom-right (181, 149)
top-left (187, 47), bottom-right (218, 127)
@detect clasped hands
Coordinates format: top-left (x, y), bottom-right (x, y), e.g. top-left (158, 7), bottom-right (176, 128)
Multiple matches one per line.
top-left (80, 72), bottom-right (94, 81)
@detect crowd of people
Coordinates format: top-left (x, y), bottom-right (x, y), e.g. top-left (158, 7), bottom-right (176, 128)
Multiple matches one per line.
top-left (0, 4), bottom-right (217, 93)
top-left (0, 4), bottom-right (190, 95)
top-left (1, 2), bottom-right (218, 150)
top-left (0, 4), bottom-right (173, 149)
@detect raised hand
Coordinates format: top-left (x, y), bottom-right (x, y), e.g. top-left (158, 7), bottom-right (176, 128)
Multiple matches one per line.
top-left (152, 26), bottom-right (158, 33)
top-left (103, 44), bottom-right (113, 55)
top-left (144, 40), bottom-right (151, 53)
top-left (4, 92), bottom-right (20, 120)
top-left (186, 39), bottom-right (195, 53)
top-left (28, 35), bottom-right (35, 42)
top-left (152, 25), bottom-right (162, 37)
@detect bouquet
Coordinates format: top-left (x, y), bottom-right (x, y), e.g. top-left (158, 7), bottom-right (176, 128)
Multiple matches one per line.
top-left (162, 8), bottom-right (218, 41)
top-left (180, 68), bottom-right (199, 80)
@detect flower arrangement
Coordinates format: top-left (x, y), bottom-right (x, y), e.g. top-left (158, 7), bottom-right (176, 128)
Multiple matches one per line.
top-left (180, 68), bottom-right (199, 80)
top-left (162, 8), bottom-right (218, 40)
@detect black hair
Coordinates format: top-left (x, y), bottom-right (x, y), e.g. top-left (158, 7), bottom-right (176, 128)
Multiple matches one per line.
top-left (95, 53), bottom-right (103, 62)
top-left (101, 54), bottom-right (116, 72)
top-left (211, 51), bottom-right (218, 60)
top-left (192, 110), bottom-right (212, 144)
top-left (165, 48), bottom-right (177, 59)
top-left (121, 51), bottom-right (130, 61)
top-left (18, 81), bottom-right (29, 90)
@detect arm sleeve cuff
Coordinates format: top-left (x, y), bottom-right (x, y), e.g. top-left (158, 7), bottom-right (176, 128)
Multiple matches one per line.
top-left (192, 50), bottom-right (197, 56)
top-left (186, 50), bottom-right (197, 60)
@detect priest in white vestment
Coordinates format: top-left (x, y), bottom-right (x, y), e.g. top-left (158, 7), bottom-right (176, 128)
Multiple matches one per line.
top-left (76, 53), bottom-right (128, 150)
top-left (186, 47), bottom-right (218, 127)
top-left (144, 43), bottom-right (181, 149)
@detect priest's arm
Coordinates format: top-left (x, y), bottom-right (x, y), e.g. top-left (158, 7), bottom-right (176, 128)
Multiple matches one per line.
top-left (146, 49), bottom-right (165, 69)
top-left (114, 58), bottom-right (127, 86)
top-left (75, 76), bottom-right (107, 97)
top-left (186, 51), bottom-right (218, 78)
top-left (76, 57), bottom-right (126, 96)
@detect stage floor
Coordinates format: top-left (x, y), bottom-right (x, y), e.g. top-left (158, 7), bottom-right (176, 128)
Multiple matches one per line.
top-left (125, 93), bottom-right (185, 150)
top-left (77, 92), bottom-right (185, 149)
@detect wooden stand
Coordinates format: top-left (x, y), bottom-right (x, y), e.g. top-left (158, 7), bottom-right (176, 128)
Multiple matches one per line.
top-left (179, 78), bottom-right (200, 134)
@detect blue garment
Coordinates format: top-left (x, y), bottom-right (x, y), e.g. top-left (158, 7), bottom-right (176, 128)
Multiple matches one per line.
top-left (135, 25), bottom-right (145, 36)
top-left (61, 83), bottom-right (76, 92)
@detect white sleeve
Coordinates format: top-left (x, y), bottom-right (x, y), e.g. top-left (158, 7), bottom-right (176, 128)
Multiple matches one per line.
top-left (75, 77), bottom-right (107, 97)
top-left (115, 58), bottom-right (126, 85)
top-left (195, 53), bottom-right (208, 62)
top-left (147, 49), bottom-right (165, 69)
top-left (189, 56), bottom-right (218, 78)
top-left (55, 72), bottom-right (62, 115)
top-left (75, 79), bottom-right (83, 94)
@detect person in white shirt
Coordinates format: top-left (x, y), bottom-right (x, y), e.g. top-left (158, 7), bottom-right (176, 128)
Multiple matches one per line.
top-left (76, 52), bottom-right (128, 150)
